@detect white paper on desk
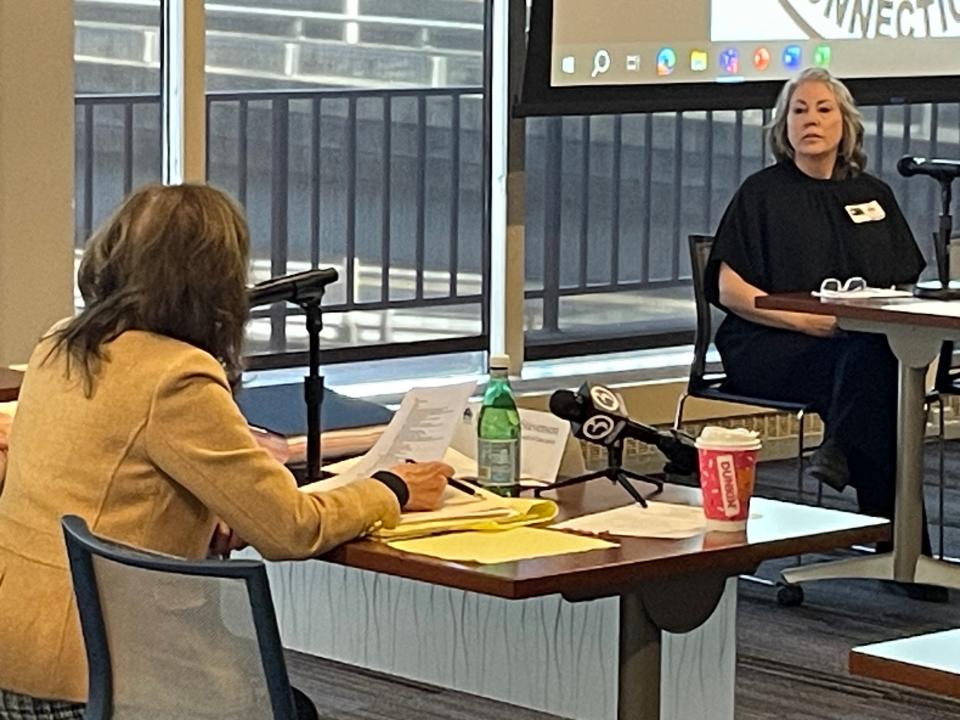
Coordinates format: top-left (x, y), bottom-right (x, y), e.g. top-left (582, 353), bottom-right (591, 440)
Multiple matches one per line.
top-left (881, 300), bottom-right (960, 317)
top-left (449, 405), bottom-right (570, 483)
top-left (321, 381), bottom-right (477, 483)
top-left (552, 501), bottom-right (708, 539)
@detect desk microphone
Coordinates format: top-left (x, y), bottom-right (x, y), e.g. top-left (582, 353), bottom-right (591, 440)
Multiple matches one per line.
top-left (549, 383), bottom-right (698, 477)
top-left (897, 156), bottom-right (960, 183)
top-left (248, 268), bottom-right (339, 308)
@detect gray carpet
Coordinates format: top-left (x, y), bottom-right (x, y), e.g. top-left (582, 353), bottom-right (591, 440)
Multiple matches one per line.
top-left (286, 442), bottom-right (960, 719)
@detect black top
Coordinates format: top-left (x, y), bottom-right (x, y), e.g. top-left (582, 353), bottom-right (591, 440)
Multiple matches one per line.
top-left (706, 161), bottom-right (925, 342)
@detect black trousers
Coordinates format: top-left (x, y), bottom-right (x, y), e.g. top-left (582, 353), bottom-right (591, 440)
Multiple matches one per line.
top-left (717, 323), bottom-right (908, 523)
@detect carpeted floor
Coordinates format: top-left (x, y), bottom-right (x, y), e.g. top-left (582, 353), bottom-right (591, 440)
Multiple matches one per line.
top-left (286, 441), bottom-right (960, 719)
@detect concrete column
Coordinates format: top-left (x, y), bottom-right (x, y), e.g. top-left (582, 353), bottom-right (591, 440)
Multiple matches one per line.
top-left (0, 0), bottom-right (75, 365)
top-left (163, 0), bottom-right (206, 184)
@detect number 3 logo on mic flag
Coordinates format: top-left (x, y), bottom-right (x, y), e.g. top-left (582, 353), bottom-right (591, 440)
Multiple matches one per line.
top-left (582, 415), bottom-right (616, 441)
top-left (589, 385), bottom-right (621, 414)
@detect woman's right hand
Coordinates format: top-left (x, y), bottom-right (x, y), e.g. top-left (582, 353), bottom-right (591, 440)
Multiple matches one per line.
top-left (794, 313), bottom-right (838, 338)
top-left (388, 460), bottom-right (454, 512)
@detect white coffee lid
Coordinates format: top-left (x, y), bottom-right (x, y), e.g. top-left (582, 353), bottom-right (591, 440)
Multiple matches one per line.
top-left (489, 354), bottom-right (510, 370)
top-left (695, 425), bottom-right (762, 450)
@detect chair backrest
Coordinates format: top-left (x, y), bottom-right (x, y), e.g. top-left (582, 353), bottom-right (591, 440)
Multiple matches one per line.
top-left (687, 234), bottom-right (727, 392)
top-left (934, 341), bottom-right (960, 393)
top-left (61, 516), bottom-right (298, 720)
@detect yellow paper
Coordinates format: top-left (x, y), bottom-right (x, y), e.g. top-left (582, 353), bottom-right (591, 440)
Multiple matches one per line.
top-left (372, 492), bottom-right (560, 541)
top-left (387, 527), bottom-right (617, 564)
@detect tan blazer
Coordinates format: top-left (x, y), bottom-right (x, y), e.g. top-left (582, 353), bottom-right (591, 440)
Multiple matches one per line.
top-left (0, 330), bottom-right (400, 702)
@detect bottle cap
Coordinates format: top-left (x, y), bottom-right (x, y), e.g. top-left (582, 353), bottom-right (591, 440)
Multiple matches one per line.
top-left (489, 354), bottom-right (510, 370)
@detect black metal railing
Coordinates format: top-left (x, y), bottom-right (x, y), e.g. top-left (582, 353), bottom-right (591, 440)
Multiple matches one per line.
top-left (74, 90), bottom-right (960, 365)
top-left (74, 93), bottom-right (163, 244)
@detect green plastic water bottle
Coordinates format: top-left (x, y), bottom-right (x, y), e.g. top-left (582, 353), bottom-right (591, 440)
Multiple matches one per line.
top-left (477, 354), bottom-right (521, 496)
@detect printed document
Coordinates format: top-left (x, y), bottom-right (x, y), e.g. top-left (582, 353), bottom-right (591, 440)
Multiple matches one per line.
top-left (448, 405), bottom-right (571, 483)
top-left (321, 381), bottom-right (477, 483)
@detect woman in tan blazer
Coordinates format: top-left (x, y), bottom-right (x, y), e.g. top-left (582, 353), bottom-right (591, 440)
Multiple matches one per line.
top-left (0, 184), bottom-right (450, 718)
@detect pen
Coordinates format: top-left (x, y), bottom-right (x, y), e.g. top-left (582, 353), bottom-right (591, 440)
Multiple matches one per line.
top-left (403, 458), bottom-right (477, 496)
top-left (447, 476), bottom-right (477, 496)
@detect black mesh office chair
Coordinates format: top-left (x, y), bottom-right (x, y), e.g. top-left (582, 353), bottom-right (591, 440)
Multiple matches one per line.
top-left (675, 234), bottom-right (821, 504)
top-left (61, 515), bottom-right (318, 720)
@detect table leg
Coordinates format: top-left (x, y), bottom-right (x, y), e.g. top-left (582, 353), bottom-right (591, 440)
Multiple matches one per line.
top-left (618, 592), bottom-right (661, 720)
top-left (617, 571), bottom-right (730, 720)
top-left (892, 359), bottom-right (928, 580)
top-left (781, 322), bottom-right (951, 589)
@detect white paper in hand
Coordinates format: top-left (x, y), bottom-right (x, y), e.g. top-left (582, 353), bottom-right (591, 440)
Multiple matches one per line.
top-left (324, 381), bottom-right (477, 483)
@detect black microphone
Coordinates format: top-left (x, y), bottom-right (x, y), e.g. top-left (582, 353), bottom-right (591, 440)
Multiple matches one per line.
top-left (897, 156), bottom-right (960, 183)
top-left (248, 268), bottom-right (339, 307)
top-left (549, 384), bottom-right (698, 477)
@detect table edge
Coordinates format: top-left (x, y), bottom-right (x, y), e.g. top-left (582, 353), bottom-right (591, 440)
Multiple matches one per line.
top-left (850, 647), bottom-right (960, 701)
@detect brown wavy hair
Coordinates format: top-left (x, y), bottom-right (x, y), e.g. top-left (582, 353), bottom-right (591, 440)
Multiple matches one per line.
top-left (767, 67), bottom-right (867, 180)
top-left (49, 184), bottom-right (250, 391)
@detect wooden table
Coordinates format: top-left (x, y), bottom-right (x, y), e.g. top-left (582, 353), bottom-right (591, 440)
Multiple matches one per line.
top-left (757, 293), bottom-right (960, 592)
top-left (261, 481), bottom-right (888, 720)
top-left (0, 367), bottom-right (22, 402)
top-left (850, 628), bottom-right (960, 700)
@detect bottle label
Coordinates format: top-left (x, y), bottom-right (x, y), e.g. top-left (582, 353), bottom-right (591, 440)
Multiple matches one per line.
top-left (477, 438), bottom-right (519, 487)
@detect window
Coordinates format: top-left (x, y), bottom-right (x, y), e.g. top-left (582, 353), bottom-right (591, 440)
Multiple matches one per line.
top-left (74, 0), bottom-right (163, 251)
top-left (203, 0), bottom-right (489, 365)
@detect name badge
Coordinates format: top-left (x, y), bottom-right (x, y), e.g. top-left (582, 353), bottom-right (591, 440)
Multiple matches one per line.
top-left (844, 200), bottom-right (886, 224)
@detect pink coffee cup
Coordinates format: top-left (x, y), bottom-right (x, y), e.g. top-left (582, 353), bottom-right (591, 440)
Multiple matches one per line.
top-left (695, 426), bottom-right (761, 532)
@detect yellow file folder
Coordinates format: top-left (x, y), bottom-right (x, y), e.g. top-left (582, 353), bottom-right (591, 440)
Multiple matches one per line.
top-left (386, 526), bottom-right (617, 564)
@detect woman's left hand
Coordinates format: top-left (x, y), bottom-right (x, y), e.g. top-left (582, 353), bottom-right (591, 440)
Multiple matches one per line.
top-left (208, 520), bottom-right (248, 559)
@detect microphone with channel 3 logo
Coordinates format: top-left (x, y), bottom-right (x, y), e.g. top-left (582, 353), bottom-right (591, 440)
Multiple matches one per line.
top-left (548, 382), bottom-right (698, 479)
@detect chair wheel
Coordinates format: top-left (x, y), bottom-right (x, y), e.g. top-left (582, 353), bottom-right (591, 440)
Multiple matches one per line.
top-left (776, 582), bottom-right (804, 607)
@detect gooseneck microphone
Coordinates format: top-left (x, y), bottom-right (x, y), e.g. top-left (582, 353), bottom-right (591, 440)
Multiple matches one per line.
top-left (897, 156), bottom-right (960, 183)
top-left (549, 385), bottom-right (698, 477)
top-left (246, 267), bottom-right (340, 484)
top-left (898, 155), bottom-right (960, 300)
top-left (248, 267), bottom-right (339, 308)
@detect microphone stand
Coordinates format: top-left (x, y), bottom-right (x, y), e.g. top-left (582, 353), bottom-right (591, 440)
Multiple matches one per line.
top-left (300, 297), bottom-right (324, 484)
top-left (533, 442), bottom-right (663, 507)
top-left (914, 176), bottom-right (960, 300)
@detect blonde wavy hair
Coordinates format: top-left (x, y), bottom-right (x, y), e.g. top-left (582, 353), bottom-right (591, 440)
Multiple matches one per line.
top-left (49, 184), bottom-right (251, 391)
top-left (767, 67), bottom-right (867, 180)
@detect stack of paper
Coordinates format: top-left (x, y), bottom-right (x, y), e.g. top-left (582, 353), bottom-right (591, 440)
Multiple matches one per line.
top-left (374, 486), bottom-right (558, 541)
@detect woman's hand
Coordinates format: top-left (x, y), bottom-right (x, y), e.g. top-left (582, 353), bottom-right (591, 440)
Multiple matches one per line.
top-left (718, 263), bottom-right (837, 337)
top-left (388, 460), bottom-right (453, 512)
top-left (793, 313), bottom-right (838, 338)
top-left (208, 520), bottom-right (248, 559)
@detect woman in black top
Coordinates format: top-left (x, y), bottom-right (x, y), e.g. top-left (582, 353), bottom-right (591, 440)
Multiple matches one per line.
top-left (705, 68), bottom-right (927, 548)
